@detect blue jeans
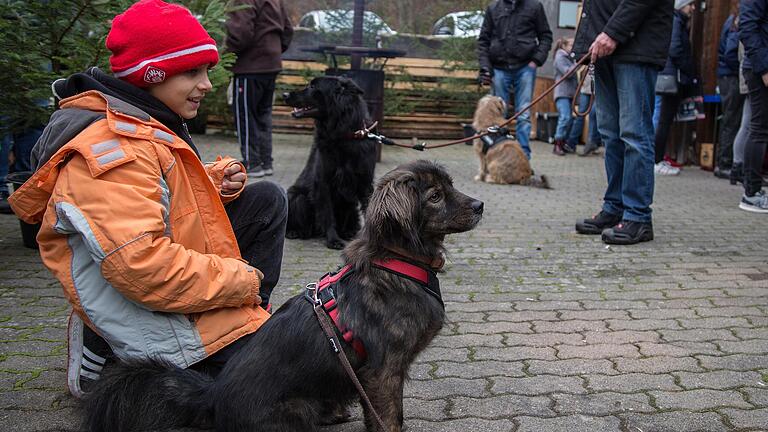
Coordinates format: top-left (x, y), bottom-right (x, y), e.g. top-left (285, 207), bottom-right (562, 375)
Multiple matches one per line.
top-left (594, 59), bottom-right (657, 223)
top-left (493, 65), bottom-right (536, 158)
top-left (652, 94), bottom-right (662, 132)
top-left (555, 97), bottom-right (574, 142)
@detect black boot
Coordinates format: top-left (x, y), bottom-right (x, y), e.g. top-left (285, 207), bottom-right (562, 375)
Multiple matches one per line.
top-left (575, 210), bottom-right (622, 235)
top-left (730, 163), bottom-right (743, 185)
top-left (601, 220), bottom-right (654, 245)
top-left (552, 139), bottom-right (566, 156)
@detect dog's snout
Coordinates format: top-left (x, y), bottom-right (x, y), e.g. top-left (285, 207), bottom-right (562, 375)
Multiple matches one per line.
top-left (471, 200), bottom-right (484, 215)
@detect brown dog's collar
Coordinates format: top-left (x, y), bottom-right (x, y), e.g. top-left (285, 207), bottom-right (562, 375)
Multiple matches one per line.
top-left (384, 245), bottom-right (445, 271)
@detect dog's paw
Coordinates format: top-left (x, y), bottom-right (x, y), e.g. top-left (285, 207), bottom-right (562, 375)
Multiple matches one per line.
top-left (325, 238), bottom-right (346, 250)
top-left (474, 174), bottom-right (482, 182)
top-left (286, 231), bottom-right (300, 239)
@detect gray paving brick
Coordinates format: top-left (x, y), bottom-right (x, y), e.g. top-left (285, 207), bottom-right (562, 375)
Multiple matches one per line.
top-left (527, 358), bottom-right (618, 376)
top-left (585, 373), bottom-right (681, 392)
top-left (533, 320), bottom-right (607, 333)
top-left (606, 318), bottom-right (681, 331)
top-left (717, 339), bottom-right (768, 355)
top-left (614, 356), bottom-right (702, 373)
top-left (583, 330), bottom-right (659, 344)
top-left (432, 361), bottom-right (526, 379)
top-left (456, 321), bottom-right (533, 334)
top-left (720, 408), bottom-right (768, 430)
top-left (674, 371), bottom-right (764, 390)
top-left (552, 392), bottom-right (654, 415)
top-left (403, 398), bottom-right (447, 421)
top-left (516, 414), bottom-right (621, 432)
top-left (557, 343), bottom-right (640, 359)
top-left (742, 387), bottom-right (768, 406)
top-left (637, 341), bottom-right (720, 357)
top-left (431, 334), bottom-right (504, 349)
top-left (621, 411), bottom-right (728, 432)
top-left (629, 308), bottom-right (698, 319)
top-left (698, 354), bottom-right (768, 371)
top-left (450, 394), bottom-right (554, 418)
top-left (651, 389), bottom-right (751, 410)
top-left (559, 310), bottom-right (629, 321)
top-left (404, 378), bottom-right (488, 399)
top-left (404, 418), bottom-right (515, 432)
top-left (679, 317), bottom-right (753, 329)
top-left (485, 311), bottom-right (559, 322)
top-left (696, 306), bottom-right (765, 317)
top-left (474, 346), bottom-right (557, 362)
top-left (503, 332), bottom-right (585, 347)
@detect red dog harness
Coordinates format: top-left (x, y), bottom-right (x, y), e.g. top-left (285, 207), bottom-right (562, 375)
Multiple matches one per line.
top-left (306, 258), bottom-right (443, 360)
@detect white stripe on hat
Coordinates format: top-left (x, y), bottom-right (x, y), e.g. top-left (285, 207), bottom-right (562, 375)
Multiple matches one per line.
top-left (113, 44), bottom-right (218, 78)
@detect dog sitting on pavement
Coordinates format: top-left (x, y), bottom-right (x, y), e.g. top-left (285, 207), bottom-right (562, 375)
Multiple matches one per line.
top-left (471, 95), bottom-right (550, 188)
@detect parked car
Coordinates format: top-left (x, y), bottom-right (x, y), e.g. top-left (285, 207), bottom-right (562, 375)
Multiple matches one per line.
top-left (297, 9), bottom-right (397, 36)
top-left (431, 11), bottom-right (484, 38)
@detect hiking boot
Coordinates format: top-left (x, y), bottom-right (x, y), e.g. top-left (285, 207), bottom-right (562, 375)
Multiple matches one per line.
top-left (654, 161), bottom-right (680, 176)
top-left (575, 210), bottom-right (622, 235)
top-left (730, 163), bottom-right (743, 185)
top-left (552, 140), bottom-right (566, 156)
top-left (67, 314), bottom-right (113, 399)
top-left (579, 141), bottom-right (600, 156)
top-left (601, 220), bottom-right (654, 245)
top-left (739, 190), bottom-right (768, 213)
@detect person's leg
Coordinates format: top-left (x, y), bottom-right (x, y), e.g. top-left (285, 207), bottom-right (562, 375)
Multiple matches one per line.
top-left (593, 58), bottom-right (625, 218)
top-left (653, 94), bottom-right (681, 164)
top-left (615, 62), bottom-right (657, 223)
top-left (717, 75), bottom-right (745, 171)
top-left (512, 64), bottom-right (536, 159)
top-left (554, 97), bottom-right (573, 140)
top-left (492, 68), bottom-right (513, 118)
top-left (11, 127), bottom-right (42, 172)
top-left (225, 181), bottom-right (288, 306)
top-left (742, 70), bottom-right (768, 198)
top-left (232, 75), bottom-right (262, 172)
top-left (567, 93), bottom-right (588, 149)
top-left (731, 95), bottom-right (751, 184)
top-left (252, 73), bottom-right (277, 173)
top-left (0, 127), bottom-right (11, 213)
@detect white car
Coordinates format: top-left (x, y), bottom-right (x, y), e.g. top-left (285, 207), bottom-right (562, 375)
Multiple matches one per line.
top-left (431, 11), bottom-right (484, 38)
top-left (297, 9), bottom-right (397, 36)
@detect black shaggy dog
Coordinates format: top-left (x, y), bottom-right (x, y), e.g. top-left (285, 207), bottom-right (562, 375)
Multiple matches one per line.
top-left (283, 76), bottom-right (378, 249)
top-left (82, 160), bottom-right (483, 432)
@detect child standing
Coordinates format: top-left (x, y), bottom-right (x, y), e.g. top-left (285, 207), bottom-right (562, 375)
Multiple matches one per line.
top-left (552, 37), bottom-right (577, 155)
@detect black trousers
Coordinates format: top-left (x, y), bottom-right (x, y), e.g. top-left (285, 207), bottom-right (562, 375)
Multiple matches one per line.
top-left (717, 75), bottom-right (746, 169)
top-left (743, 70), bottom-right (768, 196)
top-left (233, 73), bottom-right (277, 170)
top-left (192, 180), bottom-right (288, 376)
top-left (654, 93), bottom-right (683, 164)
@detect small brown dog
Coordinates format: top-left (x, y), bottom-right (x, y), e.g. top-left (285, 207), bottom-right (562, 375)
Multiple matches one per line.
top-left (471, 95), bottom-right (550, 188)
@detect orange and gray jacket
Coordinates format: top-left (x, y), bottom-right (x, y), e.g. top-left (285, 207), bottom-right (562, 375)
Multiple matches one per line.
top-left (9, 90), bottom-right (269, 368)
top-left (225, 0), bottom-right (294, 74)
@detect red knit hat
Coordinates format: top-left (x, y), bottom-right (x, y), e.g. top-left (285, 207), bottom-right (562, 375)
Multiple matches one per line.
top-left (107, 0), bottom-right (219, 87)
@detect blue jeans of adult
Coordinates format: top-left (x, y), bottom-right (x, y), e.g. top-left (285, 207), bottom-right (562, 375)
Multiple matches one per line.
top-left (554, 97), bottom-right (574, 142)
top-left (652, 94), bottom-right (663, 131)
top-left (493, 65), bottom-right (536, 158)
top-left (594, 59), bottom-right (657, 223)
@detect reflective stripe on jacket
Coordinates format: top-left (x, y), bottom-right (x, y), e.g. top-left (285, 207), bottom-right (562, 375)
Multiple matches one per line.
top-left (9, 91), bottom-right (269, 368)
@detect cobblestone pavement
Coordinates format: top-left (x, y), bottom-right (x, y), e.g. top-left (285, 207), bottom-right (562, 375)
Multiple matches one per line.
top-left (1, 133), bottom-right (767, 432)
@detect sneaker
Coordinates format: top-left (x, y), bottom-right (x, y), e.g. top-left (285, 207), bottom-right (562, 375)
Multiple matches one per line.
top-left (739, 190), bottom-right (768, 213)
top-left (579, 141), bottom-right (600, 157)
top-left (713, 166), bottom-right (731, 179)
top-left (575, 210), bottom-right (622, 235)
top-left (67, 314), bottom-right (113, 399)
top-left (601, 220), bottom-right (654, 245)
top-left (0, 195), bottom-right (11, 214)
top-left (663, 155), bottom-right (683, 168)
top-left (262, 167), bottom-right (274, 176)
top-left (655, 161), bottom-right (680, 176)
top-left (247, 167), bottom-right (265, 178)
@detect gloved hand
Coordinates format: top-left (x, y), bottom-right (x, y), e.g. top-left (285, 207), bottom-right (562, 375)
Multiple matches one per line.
top-left (478, 68), bottom-right (493, 86)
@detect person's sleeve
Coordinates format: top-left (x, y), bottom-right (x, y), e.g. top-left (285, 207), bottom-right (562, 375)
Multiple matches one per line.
top-left (205, 156), bottom-right (245, 204)
top-left (281, 1), bottom-right (294, 53)
top-left (554, 52), bottom-right (571, 75)
top-left (601, 0), bottom-right (657, 45)
top-left (668, 16), bottom-right (696, 81)
top-left (58, 148), bottom-right (261, 314)
top-left (477, 7), bottom-right (494, 71)
top-left (739, 0), bottom-right (768, 75)
top-left (225, 0), bottom-right (259, 54)
top-left (717, 15), bottom-right (732, 63)
top-left (531, 3), bottom-right (553, 66)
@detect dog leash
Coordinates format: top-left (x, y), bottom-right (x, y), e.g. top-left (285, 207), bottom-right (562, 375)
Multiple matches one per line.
top-left (367, 54), bottom-right (593, 151)
top-left (571, 63), bottom-right (596, 118)
top-left (305, 282), bottom-right (388, 431)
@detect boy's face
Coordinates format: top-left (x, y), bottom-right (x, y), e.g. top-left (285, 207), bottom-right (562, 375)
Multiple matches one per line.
top-left (147, 65), bottom-right (212, 119)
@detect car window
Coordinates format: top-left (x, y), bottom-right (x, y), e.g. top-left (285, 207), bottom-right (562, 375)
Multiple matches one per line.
top-left (299, 14), bottom-right (316, 29)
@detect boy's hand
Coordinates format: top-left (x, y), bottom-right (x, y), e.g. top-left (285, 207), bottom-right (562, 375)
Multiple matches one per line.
top-left (221, 164), bottom-right (246, 195)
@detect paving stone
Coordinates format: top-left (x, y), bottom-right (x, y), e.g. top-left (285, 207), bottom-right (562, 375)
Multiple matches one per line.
top-left (742, 387), bottom-right (768, 406)
top-left (559, 310), bottom-right (629, 321)
top-left (674, 371), bottom-right (764, 390)
top-left (650, 389), bottom-right (752, 410)
top-left (456, 321), bottom-right (533, 334)
top-left (533, 320), bottom-right (607, 333)
top-left (720, 408), bottom-right (768, 430)
top-left (552, 392), bottom-right (654, 415)
top-left (637, 341), bottom-right (720, 357)
top-left (492, 375), bottom-right (585, 396)
top-left (450, 394), bottom-right (554, 418)
top-left (678, 317), bottom-right (753, 329)
top-left (474, 346), bottom-right (556, 362)
top-left (432, 361), bottom-right (526, 379)
top-left (527, 358), bottom-right (618, 376)
top-left (557, 343), bottom-right (640, 359)
top-left (485, 311), bottom-right (559, 322)
top-left (431, 334), bottom-right (504, 349)
top-left (503, 332), bottom-right (584, 347)
top-left (516, 414), bottom-right (621, 432)
top-left (621, 411), bottom-right (728, 432)
top-left (717, 339), bottom-right (768, 355)
top-left (614, 356), bottom-right (702, 373)
top-left (606, 319), bottom-right (681, 331)
top-left (585, 373), bottom-right (681, 392)
top-left (403, 398), bottom-right (448, 421)
top-left (628, 308), bottom-right (698, 319)
top-left (696, 306), bottom-right (765, 317)
top-left (404, 378), bottom-right (488, 399)
top-left (698, 354), bottom-right (768, 371)
top-left (404, 418), bottom-right (515, 432)
top-left (659, 328), bottom-right (739, 342)
top-left (583, 330), bottom-right (659, 344)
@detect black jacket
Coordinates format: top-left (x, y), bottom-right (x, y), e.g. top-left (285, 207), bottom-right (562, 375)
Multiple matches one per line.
top-left (573, 0), bottom-right (674, 69)
top-left (477, 0), bottom-right (553, 71)
top-left (740, 0), bottom-right (768, 75)
top-left (660, 11), bottom-right (697, 86)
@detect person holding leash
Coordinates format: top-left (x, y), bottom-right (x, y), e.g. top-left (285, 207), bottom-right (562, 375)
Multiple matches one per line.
top-left (477, 0), bottom-right (553, 160)
top-left (8, 0), bottom-right (287, 398)
top-left (573, 0), bottom-right (674, 244)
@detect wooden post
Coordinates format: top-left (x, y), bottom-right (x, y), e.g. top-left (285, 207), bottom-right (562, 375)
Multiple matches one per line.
top-left (351, 0), bottom-right (365, 70)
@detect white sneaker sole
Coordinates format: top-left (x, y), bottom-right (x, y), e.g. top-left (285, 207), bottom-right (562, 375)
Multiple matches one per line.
top-left (739, 202), bottom-right (768, 213)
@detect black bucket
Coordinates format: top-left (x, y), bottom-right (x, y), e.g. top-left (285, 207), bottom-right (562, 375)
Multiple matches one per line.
top-left (6, 172), bottom-right (40, 249)
top-left (461, 123), bottom-right (476, 145)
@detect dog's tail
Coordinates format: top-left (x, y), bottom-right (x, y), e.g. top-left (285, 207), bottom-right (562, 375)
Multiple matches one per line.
top-left (82, 360), bottom-right (214, 432)
top-left (525, 174), bottom-right (552, 189)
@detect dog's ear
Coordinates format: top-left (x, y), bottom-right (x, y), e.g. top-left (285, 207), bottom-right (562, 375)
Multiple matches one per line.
top-left (365, 170), bottom-right (422, 248)
top-left (341, 79), bottom-right (364, 96)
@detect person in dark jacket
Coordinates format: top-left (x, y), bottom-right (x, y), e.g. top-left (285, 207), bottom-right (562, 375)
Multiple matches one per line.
top-left (225, 0), bottom-right (293, 177)
top-left (477, 0), bottom-right (553, 159)
top-left (737, 0), bottom-right (768, 213)
top-left (573, 0), bottom-right (673, 245)
top-left (653, 0), bottom-right (699, 176)
top-left (714, 12), bottom-right (745, 179)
